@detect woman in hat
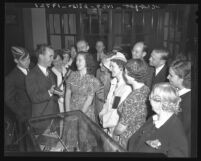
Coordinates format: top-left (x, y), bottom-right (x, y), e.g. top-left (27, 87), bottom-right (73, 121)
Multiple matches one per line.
top-left (113, 59), bottom-right (150, 149)
top-left (99, 52), bottom-right (132, 137)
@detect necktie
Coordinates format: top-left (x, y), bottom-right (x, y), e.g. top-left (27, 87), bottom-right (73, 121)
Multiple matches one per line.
top-left (46, 69), bottom-right (49, 77)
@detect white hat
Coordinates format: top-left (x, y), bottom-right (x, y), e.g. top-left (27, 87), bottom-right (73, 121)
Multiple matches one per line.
top-left (110, 52), bottom-right (127, 62)
top-left (102, 58), bottom-right (111, 70)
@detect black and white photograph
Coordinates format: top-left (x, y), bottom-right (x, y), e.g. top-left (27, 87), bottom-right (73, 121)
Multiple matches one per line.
top-left (4, 2), bottom-right (198, 157)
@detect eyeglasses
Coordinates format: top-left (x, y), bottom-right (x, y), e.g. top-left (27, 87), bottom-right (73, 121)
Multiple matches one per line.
top-left (149, 95), bottom-right (161, 102)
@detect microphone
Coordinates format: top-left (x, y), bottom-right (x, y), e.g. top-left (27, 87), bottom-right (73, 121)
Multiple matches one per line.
top-left (54, 70), bottom-right (72, 93)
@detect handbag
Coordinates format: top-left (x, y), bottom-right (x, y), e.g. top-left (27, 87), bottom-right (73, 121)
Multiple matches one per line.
top-left (102, 96), bottom-right (121, 128)
top-left (102, 109), bottom-right (119, 128)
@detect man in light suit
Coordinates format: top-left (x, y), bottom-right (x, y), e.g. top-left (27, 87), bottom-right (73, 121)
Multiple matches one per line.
top-left (149, 48), bottom-right (169, 88)
top-left (25, 44), bottom-right (63, 132)
top-left (5, 46), bottom-right (33, 151)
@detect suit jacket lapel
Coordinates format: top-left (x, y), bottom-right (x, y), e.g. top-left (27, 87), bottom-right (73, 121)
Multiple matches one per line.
top-left (154, 64), bottom-right (168, 83)
top-left (15, 67), bottom-right (27, 77)
top-left (35, 65), bottom-right (54, 87)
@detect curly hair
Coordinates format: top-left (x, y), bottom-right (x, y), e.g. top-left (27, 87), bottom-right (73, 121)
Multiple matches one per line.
top-left (170, 59), bottom-right (191, 88)
top-left (110, 59), bottom-right (126, 71)
top-left (125, 59), bottom-right (148, 83)
top-left (150, 82), bottom-right (182, 114)
top-left (77, 51), bottom-right (96, 75)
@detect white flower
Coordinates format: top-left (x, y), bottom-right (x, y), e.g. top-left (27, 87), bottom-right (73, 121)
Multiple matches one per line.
top-left (146, 139), bottom-right (162, 149)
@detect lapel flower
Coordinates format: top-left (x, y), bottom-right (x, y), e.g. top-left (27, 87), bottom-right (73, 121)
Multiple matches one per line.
top-left (146, 139), bottom-right (162, 149)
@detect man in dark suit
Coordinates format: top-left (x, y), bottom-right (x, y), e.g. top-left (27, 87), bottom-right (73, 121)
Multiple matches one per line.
top-left (5, 46), bottom-right (33, 151)
top-left (131, 42), bottom-right (155, 89)
top-left (25, 44), bottom-right (63, 132)
top-left (147, 48), bottom-right (169, 119)
top-left (149, 48), bottom-right (169, 88)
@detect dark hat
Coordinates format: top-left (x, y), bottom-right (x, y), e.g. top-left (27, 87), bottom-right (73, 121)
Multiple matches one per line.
top-left (112, 46), bottom-right (123, 52)
top-left (11, 46), bottom-right (29, 60)
top-left (62, 48), bottom-right (71, 55)
top-left (125, 59), bottom-right (148, 83)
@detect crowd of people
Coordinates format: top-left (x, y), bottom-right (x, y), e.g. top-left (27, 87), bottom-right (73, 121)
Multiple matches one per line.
top-left (5, 39), bottom-right (192, 157)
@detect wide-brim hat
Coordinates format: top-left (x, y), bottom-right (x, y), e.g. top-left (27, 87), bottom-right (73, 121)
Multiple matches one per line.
top-left (11, 46), bottom-right (29, 60)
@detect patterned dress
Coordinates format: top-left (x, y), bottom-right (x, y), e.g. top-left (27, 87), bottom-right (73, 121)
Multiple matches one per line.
top-left (66, 71), bottom-right (101, 122)
top-left (63, 71), bottom-right (101, 151)
top-left (113, 85), bottom-right (150, 149)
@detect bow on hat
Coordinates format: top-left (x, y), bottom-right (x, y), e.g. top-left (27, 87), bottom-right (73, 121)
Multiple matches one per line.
top-left (11, 46), bottom-right (29, 60)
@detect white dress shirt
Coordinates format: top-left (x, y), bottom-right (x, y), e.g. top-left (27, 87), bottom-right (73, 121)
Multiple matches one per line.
top-left (38, 64), bottom-right (48, 76)
top-left (17, 65), bottom-right (28, 75)
top-left (38, 64), bottom-right (53, 96)
top-left (152, 114), bottom-right (173, 129)
top-left (155, 64), bottom-right (165, 76)
top-left (178, 88), bottom-right (191, 96)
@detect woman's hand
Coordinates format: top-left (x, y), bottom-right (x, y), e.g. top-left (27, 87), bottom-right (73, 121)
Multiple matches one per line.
top-left (114, 123), bottom-right (127, 136)
top-left (99, 114), bottom-right (103, 124)
top-left (82, 95), bottom-right (93, 113)
top-left (65, 89), bottom-right (71, 112)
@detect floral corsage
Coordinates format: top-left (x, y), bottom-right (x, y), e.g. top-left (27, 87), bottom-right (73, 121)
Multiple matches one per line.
top-left (145, 139), bottom-right (162, 149)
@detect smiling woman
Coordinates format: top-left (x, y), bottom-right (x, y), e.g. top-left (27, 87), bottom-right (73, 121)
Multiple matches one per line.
top-left (64, 51), bottom-right (101, 150)
top-left (65, 51), bottom-right (101, 121)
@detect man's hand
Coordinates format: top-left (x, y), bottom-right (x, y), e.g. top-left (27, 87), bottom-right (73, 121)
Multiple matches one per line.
top-left (53, 87), bottom-right (64, 97)
top-left (49, 85), bottom-right (56, 95)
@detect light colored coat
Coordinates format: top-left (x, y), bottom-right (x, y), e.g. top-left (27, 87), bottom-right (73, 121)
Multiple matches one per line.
top-left (100, 78), bottom-right (132, 137)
